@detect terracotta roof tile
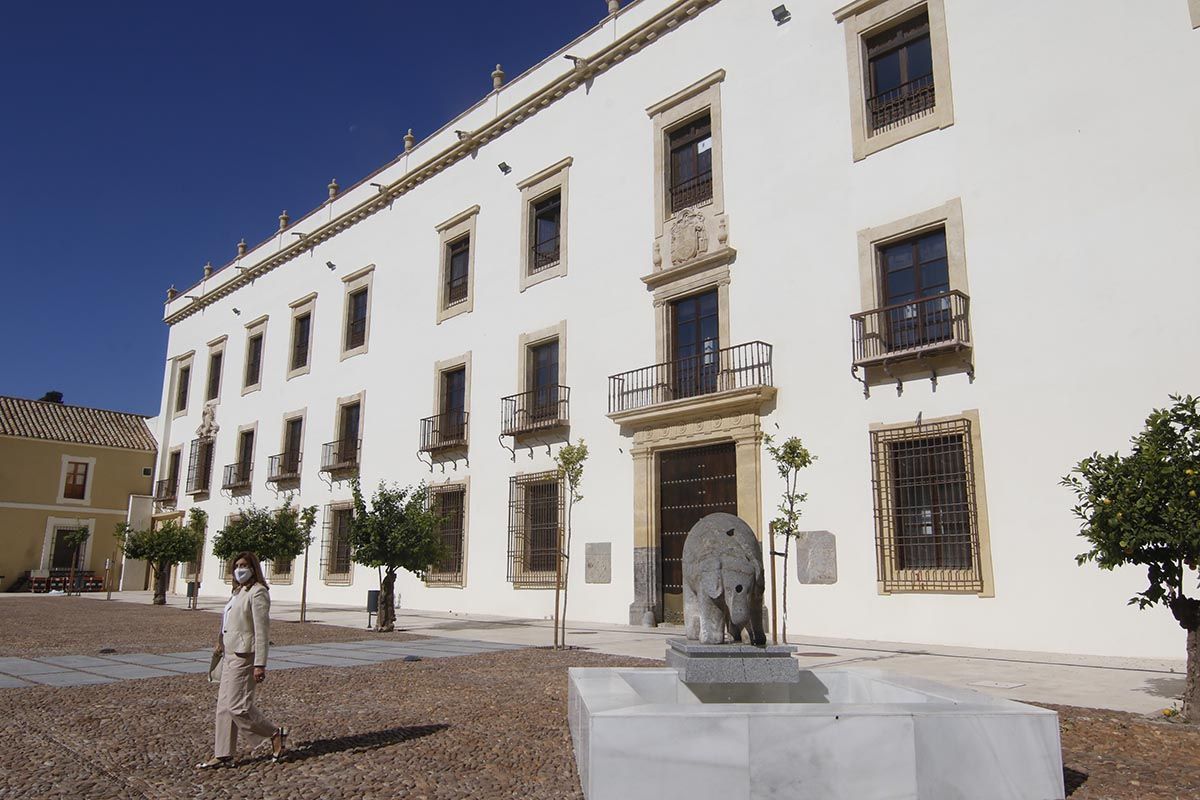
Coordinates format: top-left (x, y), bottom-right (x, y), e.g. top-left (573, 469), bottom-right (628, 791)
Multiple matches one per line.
top-left (0, 396), bottom-right (157, 451)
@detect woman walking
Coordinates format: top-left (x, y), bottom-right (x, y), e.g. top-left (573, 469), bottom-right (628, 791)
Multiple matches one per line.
top-left (197, 551), bottom-right (287, 768)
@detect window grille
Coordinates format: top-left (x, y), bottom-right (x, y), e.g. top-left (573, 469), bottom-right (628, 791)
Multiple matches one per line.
top-left (271, 556), bottom-right (293, 584)
top-left (186, 438), bottom-right (214, 493)
top-left (870, 418), bottom-right (983, 593)
top-left (507, 471), bottom-right (564, 588)
top-left (320, 505), bottom-right (354, 585)
top-left (426, 486), bottom-right (466, 586)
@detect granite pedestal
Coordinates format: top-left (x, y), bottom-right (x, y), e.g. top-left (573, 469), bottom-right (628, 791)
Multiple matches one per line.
top-left (665, 638), bottom-right (800, 683)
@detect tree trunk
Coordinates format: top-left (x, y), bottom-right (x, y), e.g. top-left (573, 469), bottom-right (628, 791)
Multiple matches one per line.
top-left (152, 562), bottom-right (170, 605)
top-left (377, 569), bottom-right (396, 633)
top-left (560, 500), bottom-right (574, 649)
top-left (1170, 595), bottom-right (1200, 720)
top-left (781, 535), bottom-right (791, 645)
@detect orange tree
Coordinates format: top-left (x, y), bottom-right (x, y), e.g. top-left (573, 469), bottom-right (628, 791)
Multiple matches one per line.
top-left (1063, 394), bottom-right (1200, 718)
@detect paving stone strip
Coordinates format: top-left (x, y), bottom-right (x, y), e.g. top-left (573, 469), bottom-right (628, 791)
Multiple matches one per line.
top-left (0, 637), bottom-right (521, 689)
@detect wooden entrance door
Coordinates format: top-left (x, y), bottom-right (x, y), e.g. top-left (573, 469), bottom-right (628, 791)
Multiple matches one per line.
top-left (658, 442), bottom-right (737, 624)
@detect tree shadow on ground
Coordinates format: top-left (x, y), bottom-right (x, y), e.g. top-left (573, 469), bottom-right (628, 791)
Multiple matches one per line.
top-left (1064, 767), bottom-right (1089, 796)
top-left (1140, 675), bottom-right (1185, 701)
top-left (270, 723), bottom-right (449, 764)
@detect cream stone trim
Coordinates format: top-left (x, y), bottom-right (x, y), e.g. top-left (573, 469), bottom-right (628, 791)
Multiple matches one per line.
top-left (287, 293), bottom-right (316, 380)
top-left (335, 390), bottom-right (366, 451)
top-left (518, 159), bottom-right (571, 292)
top-left (55, 454), bottom-right (97, 506)
top-left (204, 339), bottom-right (226, 405)
top-left (855, 197), bottom-right (971, 386)
top-left (436, 208), bottom-right (478, 323)
top-left (515, 321), bottom-right (568, 393)
top-left (431, 352), bottom-right (473, 433)
top-left (868, 409), bottom-right (995, 597)
top-left (164, 0), bottom-right (723, 327)
top-left (40, 516), bottom-right (96, 572)
top-left (340, 267), bottom-right (373, 361)
top-left (435, 205), bottom-right (481, 233)
top-left (648, 70), bottom-right (729, 270)
top-left (838, 0), bottom-right (954, 161)
top-left (0, 501), bottom-right (126, 515)
top-left (278, 408), bottom-right (307, 461)
top-left (241, 316), bottom-right (268, 395)
top-left (650, 262), bottom-right (731, 365)
top-left (426, 475), bottom-right (470, 588)
top-left (1191, 0), bottom-right (1200, 28)
top-left (171, 353), bottom-right (194, 419)
top-left (626, 412), bottom-right (766, 616)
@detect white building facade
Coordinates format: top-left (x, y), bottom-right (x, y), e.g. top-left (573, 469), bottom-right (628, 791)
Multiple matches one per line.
top-left (148, 0), bottom-right (1200, 660)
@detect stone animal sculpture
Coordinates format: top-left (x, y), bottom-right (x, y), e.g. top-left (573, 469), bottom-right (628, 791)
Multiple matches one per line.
top-left (682, 512), bottom-right (767, 646)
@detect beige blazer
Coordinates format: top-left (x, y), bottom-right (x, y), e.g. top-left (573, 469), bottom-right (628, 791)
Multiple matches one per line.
top-left (222, 583), bottom-right (270, 667)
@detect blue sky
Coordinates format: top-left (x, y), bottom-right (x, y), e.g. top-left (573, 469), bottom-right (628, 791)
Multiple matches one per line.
top-left (0, 1), bottom-right (602, 415)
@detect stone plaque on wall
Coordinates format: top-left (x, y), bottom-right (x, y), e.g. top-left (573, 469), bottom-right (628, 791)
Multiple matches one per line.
top-left (794, 530), bottom-right (837, 584)
top-left (585, 542), bottom-right (612, 584)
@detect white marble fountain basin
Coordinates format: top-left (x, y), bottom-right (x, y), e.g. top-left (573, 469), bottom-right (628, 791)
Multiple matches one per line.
top-left (567, 667), bottom-right (1064, 800)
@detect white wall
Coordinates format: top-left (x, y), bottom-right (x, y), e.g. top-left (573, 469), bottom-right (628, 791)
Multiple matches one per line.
top-left (153, 0), bottom-right (1200, 659)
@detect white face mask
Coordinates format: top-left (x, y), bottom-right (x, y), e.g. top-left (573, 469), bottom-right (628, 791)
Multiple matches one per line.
top-left (234, 566), bottom-right (253, 585)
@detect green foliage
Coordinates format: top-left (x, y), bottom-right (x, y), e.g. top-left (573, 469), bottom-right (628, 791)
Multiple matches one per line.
top-left (123, 508), bottom-right (207, 568)
top-left (212, 503), bottom-right (317, 565)
top-left (62, 526), bottom-right (91, 552)
top-left (764, 434), bottom-right (816, 538)
top-left (1062, 394), bottom-right (1200, 614)
top-left (348, 479), bottom-right (446, 580)
top-left (556, 439), bottom-right (589, 503)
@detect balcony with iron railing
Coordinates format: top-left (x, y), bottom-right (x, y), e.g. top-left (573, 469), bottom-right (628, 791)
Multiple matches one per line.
top-left (851, 290), bottom-right (971, 369)
top-left (868, 73), bottom-right (935, 134)
top-left (320, 439), bottom-right (360, 473)
top-left (608, 341), bottom-right (774, 421)
top-left (222, 461), bottom-right (253, 491)
top-left (420, 411), bottom-right (469, 452)
top-left (669, 170), bottom-right (714, 213)
top-left (154, 477), bottom-right (178, 505)
top-left (501, 386), bottom-right (570, 436)
top-left (267, 453), bottom-right (302, 483)
top-left (530, 235), bottom-right (561, 273)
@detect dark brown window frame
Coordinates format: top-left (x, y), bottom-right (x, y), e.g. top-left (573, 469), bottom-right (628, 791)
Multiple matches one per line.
top-left (666, 112), bottom-right (714, 213)
top-left (244, 333), bottom-right (264, 388)
top-left (291, 312), bottom-right (312, 371)
top-left (864, 9), bottom-right (935, 134)
top-left (322, 505), bottom-right (354, 584)
top-left (63, 461), bottom-right (89, 500)
top-left (175, 364), bottom-right (191, 413)
top-left (345, 288), bottom-right (368, 351)
top-left (506, 471), bottom-right (564, 588)
top-left (445, 235), bottom-right (471, 307)
top-left (205, 351), bottom-right (223, 402)
top-left (529, 191), bottom-right (562, 274)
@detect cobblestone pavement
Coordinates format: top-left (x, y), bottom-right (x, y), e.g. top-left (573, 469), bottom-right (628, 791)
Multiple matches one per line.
top-left (0, 596), bottom-right (417, 657)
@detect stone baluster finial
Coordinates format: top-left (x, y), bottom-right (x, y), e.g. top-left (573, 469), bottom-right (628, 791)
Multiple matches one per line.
top-left (237, 238), bottom-right (247, 257)
top-left (607, 0), bottom-right (620, 14)
top-left (328, 178), bottom-right (339, 199)
top-left (404, 128), bottom-right (415, 153)
top-left (492, 64), bottom-right (505, 90)
top-left (167, 285), bottom-right (178, 301)
top-left (203, 261), bottom-right (213, 279)
top-left (278, 210), bottom-right (289, 231)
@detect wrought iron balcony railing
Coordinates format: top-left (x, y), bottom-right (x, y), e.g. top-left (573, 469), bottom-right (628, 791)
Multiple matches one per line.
top-left (608, 341), bottom-right (773, 415)
top-left (222, 462), bottom-right (253, 490)
top-left (851, 290), bottom-right (971, 368)
top-left (267, 453), bottom-right (302, 483)
top-left (320, 439), bottom-right (360, 472)
top-left (501, 386), bottom-right (570, 436)
top-left (669, 170), bottom-right (714, 213)
top-left (154, 478), bottom-right (178, 505)
top-left (867, 73), bottom-right (935, 134)
top-left (530, 236), bottom-right (560, 273)
top-left (420, 411), bottom-right (468, 452)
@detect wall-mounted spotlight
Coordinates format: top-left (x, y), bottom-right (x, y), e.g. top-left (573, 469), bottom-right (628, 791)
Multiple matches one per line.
top-left (232, 308), bottom-right (241, 315)
top-left (498, 162), bottom-right (512, 175)
top-left (771, 4), bottom-right (791, 24)
top-left (454, 130), bottom-right (471, 140)
top-left (326, 261), bottom-right (337, 270)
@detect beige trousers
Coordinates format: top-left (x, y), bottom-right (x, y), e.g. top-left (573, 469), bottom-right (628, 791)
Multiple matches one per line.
top-left (214, 652), bottom-right (276, 758)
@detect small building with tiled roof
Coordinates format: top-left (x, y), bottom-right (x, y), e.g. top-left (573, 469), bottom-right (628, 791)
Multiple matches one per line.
top-left (0, 394), bottom-right (156, 592)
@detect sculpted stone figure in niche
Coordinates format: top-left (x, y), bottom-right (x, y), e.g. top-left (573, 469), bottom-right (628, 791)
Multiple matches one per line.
top-left (669, 206), bottom-right (708, 265)
top-left (682, 512), bottom-right (767, 646)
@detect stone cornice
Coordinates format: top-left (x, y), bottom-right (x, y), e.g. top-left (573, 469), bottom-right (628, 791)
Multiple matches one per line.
top-left (607, 385), bottom-right (776, 430)
top-left (164, 0), bottom-right (724, 327)
top-left (641, 246), bottom-right (736, 290)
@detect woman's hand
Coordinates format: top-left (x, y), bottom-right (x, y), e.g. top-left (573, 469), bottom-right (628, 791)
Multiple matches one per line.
top-left (253, 666), bottom-right (266, 684)
top-left (213, 642), bottom-right (224, 656)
